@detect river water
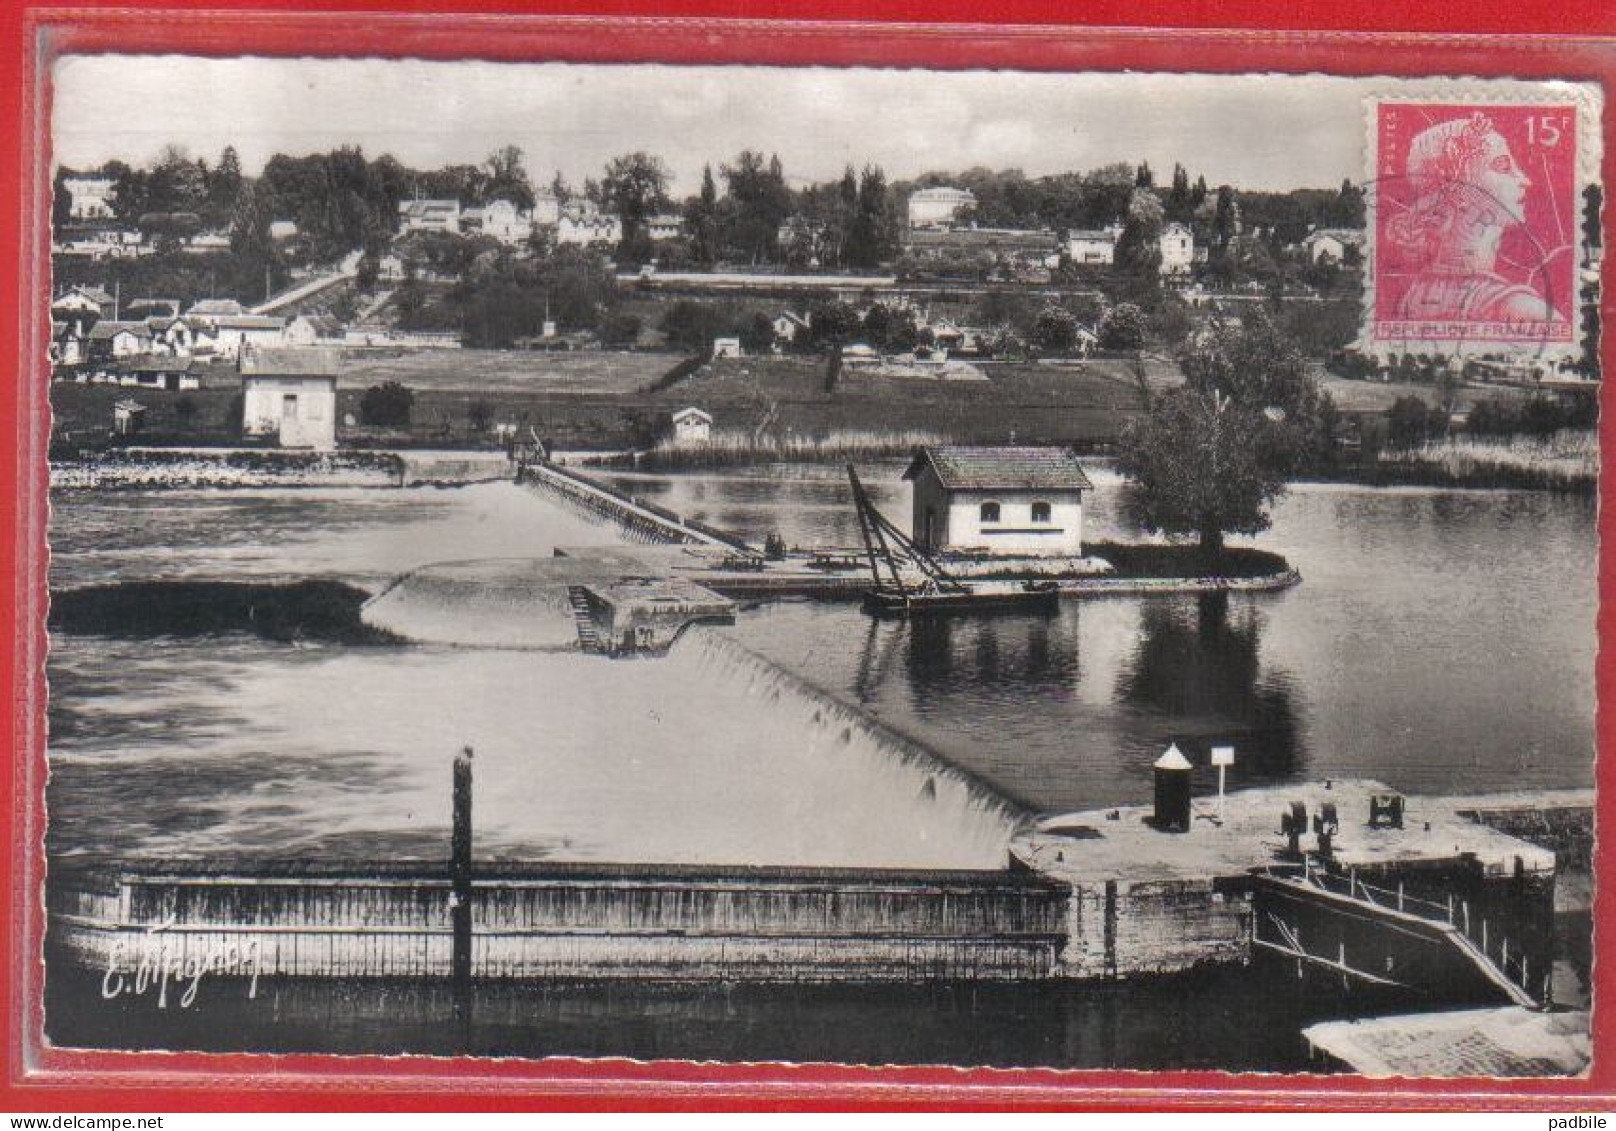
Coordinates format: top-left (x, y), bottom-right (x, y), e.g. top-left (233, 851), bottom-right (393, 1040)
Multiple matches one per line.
top-left (43, 467), bottom-right (1597, 1065)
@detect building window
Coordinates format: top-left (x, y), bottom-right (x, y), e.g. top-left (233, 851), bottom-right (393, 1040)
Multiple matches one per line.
top-left (980, 501), bottom-right (1001, 524)
top-left (1031, 501), bottom-right (1052, 523)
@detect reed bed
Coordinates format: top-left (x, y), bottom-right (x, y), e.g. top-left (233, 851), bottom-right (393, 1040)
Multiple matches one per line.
top-left (1378, 430), bottom-right (1598, 493)
top-left (638, 427), bottom-right (948, 469)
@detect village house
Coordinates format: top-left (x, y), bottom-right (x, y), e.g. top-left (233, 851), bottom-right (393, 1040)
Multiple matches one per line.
top-left (772, 311), bottom-right (812, 346)
top-left (268, 220), bottom-right (299, 243)
top-left (284, 314), bottom-right (347, 347)
top-left (462, 198), bottom-right (532, 245)
top-left (669, 406), bottom-right (712, 444)
top-left (210, 314), bottom-right (288, 360)
top-left (86, 320), bottom-right (153, 361)
top-left (50, 321), bottom-right (86, 367)
top-left (63, 175), bottom-right (116, 220)
top-left (184, 298), bottom-right (247, 325)
top-left (711, 337), bottom-right (743, 359)
top-left (903, 445), bottom-right (1092, 557)
top-left (557, 206), bottom-right (624, 247)
top-left (52, 285), bottom-right (117, 325)
top-left (530, 190), bottom-right (562, 226)
top-left (907, 186), bottom-right (977, 229)
top-left (126, 356), bottom-right (201, 392)
top-left (146, 315), bottom-right (194, 356)
top-left (397, 198), bottom-right (463, 235)
top-left (239, 347), bottom-right (340, 451)
top-left (1159, 222), bottom-right (1195, 276)
top-left (1067, 226), bottom-right (1122, 265)
top-left (646, 214), bottom-right (684, 242)
top-left (1301, 227), bottom-right (1364, 264)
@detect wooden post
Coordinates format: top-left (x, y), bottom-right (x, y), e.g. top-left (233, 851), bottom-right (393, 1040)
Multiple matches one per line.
top-left (451, 747), bottom-right (474, 987)
top-left (1462, 900), bottom-right (1470, 935)
top-left (1481, 918), bottom-right (1489, 956)
top-left (1447, 893), bottom-right (1454, 924)
top-left (1398, 882), bottom-right (1405, 913)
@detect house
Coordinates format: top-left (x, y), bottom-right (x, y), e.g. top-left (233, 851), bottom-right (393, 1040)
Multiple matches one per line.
top-left (146, 315), bottom-right (194, 355)
top-left (239, 348), bottom-right (340, 451)
top-left (463, 199), bottom-right (532, 245)
top-left (711, 337), bottom-right (743, 359)
top-left (183, 231), bottom-right (232, 254)
top-left (841, 343), bottom-right (880, 365)
top-left (210, 314), bottom-right (287, 360)
top-left (64, 175), bottom-right (116, 220)
top-left (268, 220), bottom-right (299, 242)
top-left (772, 311), bottom-right (812, 345)
top-left (530, 190), bottom-right (562, 226)
top-left (125, 356), bottom-right (200, 391)
top-left (646, 214), bottom-right (684, 242)
top-left (184, 298), bottom-right (246, 325)
top-left (51, 321), bottom-right (86, 367)
top-left (1159, 223), bottom-right (1195, 276)
top-left (397, 199), bottom-right (463, 235)
top-left (1301, 228), bottom-right (1364, 264)
top-left (86, 320), bottom-right (153, 361)
top-left (907, 186), bottom-right (977, 229)
top-left (284, 314), bottom-right (346, 347)
top-left (902, 445), bottom-right (1092, 557)
top-left (52, 285), bottom-right (116, 324)
top-left (557, 207), bottom-right (623, 246)
top-left (669, 407), bottom-right (712, 444)
top-left (125, 298), bottom-right (181, 321)
top-left (1067, 226), bottom-right (1121, 266)
top-left (111, 398), bottom-right (146, 437)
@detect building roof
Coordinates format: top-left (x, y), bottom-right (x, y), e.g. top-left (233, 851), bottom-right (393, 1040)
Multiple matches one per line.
top-left (212, 315), bottom-right (286, 331)
top-left (239, 347), bottom-right (341, 378)
top-left (910, 186), bottom-right (977, 201)
top-left (672, 407), bottom-right (712, 424)
top-left (1068, 228), bottom-right (1120, 242)
top-left (55, 285), bottom-right (114, 307)
top-left (124, 356), bottom-right (197, 374)
top-left (1304, 227), bottom-right (1364, 245)
top-left (903, 446), bottom-right (1094, 492)
top-left (87, 320), bottom-right (152, 341)
top-left (187, 298), bottom-right (245, 317)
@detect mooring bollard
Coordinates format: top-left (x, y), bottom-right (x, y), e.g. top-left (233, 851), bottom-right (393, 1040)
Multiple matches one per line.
top-left (451, 746), bottom-right (474, 989)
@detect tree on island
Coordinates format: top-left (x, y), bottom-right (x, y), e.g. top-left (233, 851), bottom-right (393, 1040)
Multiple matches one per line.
top-left (1119, 310), bottom-right (1336, 558)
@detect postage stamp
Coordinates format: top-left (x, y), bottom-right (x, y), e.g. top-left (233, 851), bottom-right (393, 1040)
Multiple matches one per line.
top-left (1367, 94), bottom-right (1596, 357)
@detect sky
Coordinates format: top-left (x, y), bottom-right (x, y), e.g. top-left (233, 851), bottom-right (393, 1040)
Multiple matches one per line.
top-left (43, 56), bottom-right (1513, 195)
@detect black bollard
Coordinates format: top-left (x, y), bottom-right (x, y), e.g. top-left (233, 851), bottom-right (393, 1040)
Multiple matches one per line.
top-left (451, 747), bottom-right (474, 993)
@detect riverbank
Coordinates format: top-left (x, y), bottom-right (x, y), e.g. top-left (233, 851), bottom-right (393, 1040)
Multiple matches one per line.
top-left (50, 448), bottom-right (404, 490)
top-left (1352, 431), bottom-right (1597, 494)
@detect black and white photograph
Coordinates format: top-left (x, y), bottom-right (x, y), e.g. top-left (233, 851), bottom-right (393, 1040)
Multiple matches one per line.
top-left (38, 56), bottom-right (1602, 1077)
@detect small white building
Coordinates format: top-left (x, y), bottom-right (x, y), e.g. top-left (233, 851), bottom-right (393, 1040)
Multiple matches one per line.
top-left (1067, 226), bottom-right (1121, 265)
top-left (397, 199), bottom-right (462, 235)
top-left (210, 314), bottom-right (287, 360)
top-left (557, 209), bottom-right (623, 246)
top-left (669, 407), bottom-right (712, 444)
top-left (64, 175), bottom-right (116, 220)
top-left (903, 445), bottom-right (1092, 557)
top-left (87, 320), bottom-right (153, 360)
top-left (464, 198), bottom-right (532, 245)
top-left (239, 348), bottom-right (340, 451)
top-left (908, 186), bottom-right (977, 230)
top-left (1159, 223), bottom-right (1195, 276)
top-left (1301, 228), bottom-right (1364, 264)
top-left (772, 311), bottom-right (811, 345)
top-left (284, 314), bottom-right (347, 347)
top-left (711, 337), bottom-right (743, 359)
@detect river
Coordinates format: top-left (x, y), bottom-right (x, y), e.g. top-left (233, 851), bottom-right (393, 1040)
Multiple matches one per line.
top-left (42, 467), bottom-right (1597, 1065)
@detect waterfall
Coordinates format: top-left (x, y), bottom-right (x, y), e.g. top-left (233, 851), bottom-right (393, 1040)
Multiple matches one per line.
top-left (685, 631), bottom-right (1031, 867)
top-left (393, 451), bottom-right (515, 487)
top-left (359, 558), bottom-right (583, 651)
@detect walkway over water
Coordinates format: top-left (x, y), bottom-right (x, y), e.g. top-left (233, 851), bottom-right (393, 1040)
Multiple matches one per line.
top-left (519, 461), bottom-right (756, 552)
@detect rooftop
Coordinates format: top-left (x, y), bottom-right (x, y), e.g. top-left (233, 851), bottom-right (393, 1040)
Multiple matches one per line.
top-left (904, 446), bottom-right (1094, 492)
top-left (239, 347), bottom-right (341, 378)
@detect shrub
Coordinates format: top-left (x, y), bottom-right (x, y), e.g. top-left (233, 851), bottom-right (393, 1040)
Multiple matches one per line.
top-left (360, 381), bottom-right (414, 427)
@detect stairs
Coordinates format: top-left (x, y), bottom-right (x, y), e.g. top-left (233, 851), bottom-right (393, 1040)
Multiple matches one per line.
top-left (568, 586), bottom-right (603, 652)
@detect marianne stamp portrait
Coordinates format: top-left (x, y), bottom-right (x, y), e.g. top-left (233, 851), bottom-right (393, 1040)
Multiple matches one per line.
top-left (29, 45), bottom-right (1605, 1084)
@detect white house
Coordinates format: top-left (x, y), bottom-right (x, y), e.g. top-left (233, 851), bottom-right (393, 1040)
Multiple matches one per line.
top-left (64, 175), bottom-right (115, 220)
top-left (669, 407), bottom-right (712, 444)
top-left (1301, 228), bottom-right (1364, 264)
top-left (210, 314), bottom-right (287, 360)
top-left (284, 314), bottom-right (347, 347)
top-left (530, 190), bottom-right (562, 226)
top-left (268, 219), bottom-right (299, 242)
top-left (772, 311), bottom-right (811, 345)
top-left (240, 348), bottom-right (340, 451)
top-left (397, 199), bottom-right (462, 235)
top-left (1067, 226), bottom-right (1121, 265)
top-left (464, 198), bottom-right (532, 245)
top-left (646, 214), bottom-right (684, 241)
top-left (907, 186), bottom-right (977, 229)
top-left (184, 298), bottom-right (246, 325)
top-left (86, 320), bottom-right (153, 360)
top-left (903, 445), bottom-right (1092, 557)
top-left (557, 208), bottom-right (623, 246)
top-left (146, 315), bottom-right (194, 355)
top-left (1159, 223), bottom-right (1195, 276)
top-left (52, 285), bottom-right (116, 323)
top-left (711, 337), bottom-right (743, 359)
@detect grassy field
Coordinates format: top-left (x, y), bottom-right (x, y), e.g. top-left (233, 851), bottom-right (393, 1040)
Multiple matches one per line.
top-left (1376, 429), bottom-right (1597, 492)
top-left (337, 349), bottom-right (683, 395)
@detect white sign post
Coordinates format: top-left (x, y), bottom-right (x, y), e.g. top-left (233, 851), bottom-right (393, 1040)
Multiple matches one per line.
top-left (1210, 745), bottom-right (1235, 824)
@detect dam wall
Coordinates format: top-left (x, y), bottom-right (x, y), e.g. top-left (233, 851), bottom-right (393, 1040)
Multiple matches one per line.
top-left (50, 861), bottom-right (1069, 984)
